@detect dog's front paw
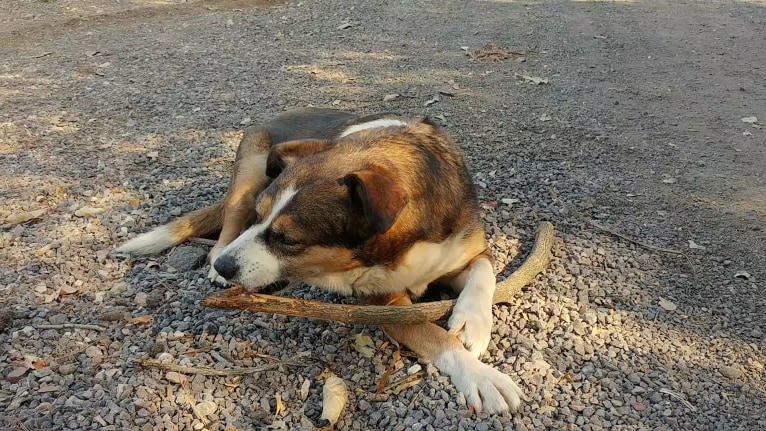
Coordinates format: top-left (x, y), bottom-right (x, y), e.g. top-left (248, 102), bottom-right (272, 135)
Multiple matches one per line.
top-left (207, 266), bottom-right (229, 286)
top-left (436, 349), bottom-right (522, 414)
top-left (448, 296), bottom-right (492, 358)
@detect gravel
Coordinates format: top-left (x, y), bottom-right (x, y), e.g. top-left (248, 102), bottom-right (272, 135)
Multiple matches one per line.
top-left (2, 0), bottom-right (765, 430)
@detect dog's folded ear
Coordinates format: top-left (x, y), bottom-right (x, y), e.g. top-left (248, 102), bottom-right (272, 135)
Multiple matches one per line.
top-left (266, 139), bottom-right (335, 178)
top-left (342, 167), bottom-right (408, 239)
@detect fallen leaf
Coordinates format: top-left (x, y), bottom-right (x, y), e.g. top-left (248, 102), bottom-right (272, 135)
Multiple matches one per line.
top-left (661, 177), bottom-right (677, 184)
top-left (741, 116), bottom-right (758, 124)
top-left (337, 22), bottom-right (353, 30)
top-left (166, 371), bottom-right (188, 385)
top-left (734, 271), bottom-right (752, 280)
top-left (501, 198), bottom-right (520, 205)
top-left (658, 297), bottom-right (677, 312)
top-left (743, 131), bottom-right (753, 137)
top-left (129, 315), bottom-right (153, 325)
top-left (274, 393), bottom-right (286, 416)
top-left (383, 94), bottom-right (399, 102)
top-left (4, 209), bottom-right (46, 225)
top-left (300, 378), bottom-right (311, 401)
top-left (320, 375), bottom-right (348, 427)
top-left (146, 151), bottom-right (159, 159)
top-left (539, 113), bottom-right (552, 122)
top-left (376, 349), bottom-right (401, 394)
top-left (128, 197), bottom-right (142, 206)
top-left (6, 366), bottom-right (29, 383)
top-left (470, 42), bottom-right (527, 62)
top-left (60, 285), bottom-right (79, 295)
top-left (516, 74), bottom-right (549, 85)
top-left (353, 332), bottom-right (375, 358)
top-left (687, 240), bottom-right (706, 251)
top-left (74, 207), bottom-right (104, 218)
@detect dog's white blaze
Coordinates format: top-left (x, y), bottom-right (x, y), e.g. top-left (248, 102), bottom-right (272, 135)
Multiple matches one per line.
top-left (216, 187), bottom-right (297, 290)
top-left (339, 118), bottom-right (407, 138)
top-left (305, 231), bottom-right (477, 297)
top-left (114, 225), bottom-right (174, 255)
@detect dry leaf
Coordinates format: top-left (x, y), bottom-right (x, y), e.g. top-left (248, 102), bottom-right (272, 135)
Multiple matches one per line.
top-left (5, 209), bottom-right (46, 225)
top-left (353, 332), bottom-right (375, 358)
top-left (539, 113), bottom-right (552, 122)
top-left (147, 151), bottom-right (159, 159)
top-left (337, 22), bottom-right (353, 30)
top-left (658, 297), bottom-right (677, 311)
top-left (376, 349), bottom-right (400, 394)
top-left (383, 94), bottom-right (399, 102)
top-left (60, 285), bottom-right (79, 295)
top-left (300, 378), bottom-right (311, 401)
top-left (734, 271), bottom-right (752, 280)
top-left (741, 116), bottom-right (758, 124)
top-left (320, 375), bottom-right (348, 427)
top-left (274, 393), bottom-right (286, 416)
top-left (128, 197), bottom-right (142, 206)
top-left (687, 240), bottom-right (706, 250)
top-left (166, 371), bottom-right (188, 385)
top-left (74, 207), bottom-right (104, 218)
top-left (6, 366), bottom-right (30, 383)
top-left (129, 315), bottom-right (153, 325)
top-left (516, 74), bottom-right (549, 85)
top-left (661, 177), bottom-right (677, 184)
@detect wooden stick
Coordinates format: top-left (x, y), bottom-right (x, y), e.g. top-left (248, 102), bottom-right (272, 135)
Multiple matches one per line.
top-left (135, 358), bottom-right (307, 376)
top-left (201, 222), bottom-right (555, 325)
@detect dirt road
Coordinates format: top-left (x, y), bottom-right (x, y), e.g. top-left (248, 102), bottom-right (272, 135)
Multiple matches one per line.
top-left (1, 1), bottom-right (765, 430)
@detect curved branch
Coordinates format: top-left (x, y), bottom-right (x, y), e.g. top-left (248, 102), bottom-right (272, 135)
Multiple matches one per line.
top-left (201, 222), bottom-right (555, 325)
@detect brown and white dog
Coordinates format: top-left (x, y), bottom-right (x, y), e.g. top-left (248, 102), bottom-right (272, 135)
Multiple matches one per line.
top-left (115, 108), bottom-right (522, 413)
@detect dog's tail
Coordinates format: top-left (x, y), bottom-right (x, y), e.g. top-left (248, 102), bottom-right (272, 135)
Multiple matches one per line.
top-left (113, 202), bottom-right (224, 255)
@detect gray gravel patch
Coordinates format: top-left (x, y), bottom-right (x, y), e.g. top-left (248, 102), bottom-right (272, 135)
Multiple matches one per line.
top-left (1, 0), bottom-right (765, 430)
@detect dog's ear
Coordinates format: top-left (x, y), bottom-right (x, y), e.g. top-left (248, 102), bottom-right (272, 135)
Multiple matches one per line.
top-left (342, 167), bottom-right (408, 239)
top-left (266, 139), bottom-right (334, 178)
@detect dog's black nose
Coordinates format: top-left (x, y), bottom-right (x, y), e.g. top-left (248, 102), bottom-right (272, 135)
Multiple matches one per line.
top-left (213, 255), bottom-right (239, 280)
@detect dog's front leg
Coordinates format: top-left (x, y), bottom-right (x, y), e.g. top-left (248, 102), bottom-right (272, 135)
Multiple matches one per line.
top-left (362, 293), bottom-right (522, 414)
top-left (445, 255), bottom-right (496, 358)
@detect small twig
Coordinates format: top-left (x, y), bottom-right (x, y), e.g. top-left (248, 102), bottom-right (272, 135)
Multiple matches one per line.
top-left (588, 220), bottom-right (684, 255)
top-left (188, 237), bottom-right (217, 246)
top-left (32, 51), bottom-right (53, 58)
top-left (135, 358), bottom-right (308, 376)
top-left (35, 323), bottom-right (106, 332)
top-left (659, 388), bottom-right (697, 411)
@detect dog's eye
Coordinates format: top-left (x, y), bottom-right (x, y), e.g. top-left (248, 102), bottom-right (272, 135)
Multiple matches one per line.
top-left (269, 229), bottom-right (300, 247)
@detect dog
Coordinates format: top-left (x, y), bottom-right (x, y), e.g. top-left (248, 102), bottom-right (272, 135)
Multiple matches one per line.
top-left (115, 108), bottom-right (522, 414)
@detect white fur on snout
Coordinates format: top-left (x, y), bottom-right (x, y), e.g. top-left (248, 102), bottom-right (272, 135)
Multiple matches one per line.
top-left (448, 258), bottom-right (496, 358)
top-left (213, 187), bottom-right (296, 290)
top-left (434, 348), bottom-right (523, 414)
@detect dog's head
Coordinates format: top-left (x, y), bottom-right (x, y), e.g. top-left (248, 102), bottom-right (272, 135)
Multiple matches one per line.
top-left (212, 135), bottom-right (411, 292)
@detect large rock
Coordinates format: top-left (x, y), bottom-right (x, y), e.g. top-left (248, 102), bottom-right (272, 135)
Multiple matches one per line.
top-left (165, 246), bottom-right (207, 271)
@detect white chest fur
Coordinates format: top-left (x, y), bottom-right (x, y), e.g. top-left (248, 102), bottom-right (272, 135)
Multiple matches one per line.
top-left (305, 232), bottom-right (477, 297)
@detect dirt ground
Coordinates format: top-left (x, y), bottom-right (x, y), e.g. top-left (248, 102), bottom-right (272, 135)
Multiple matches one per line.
top-left (1, 0), bottom-right (765, 430)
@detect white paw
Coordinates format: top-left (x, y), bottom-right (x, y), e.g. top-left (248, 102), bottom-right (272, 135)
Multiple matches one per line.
top-left (207, 266), bottom-right (229, 286)
top-left (448, 295), bottom-right (492, 358)
top-left (436, 349), bottom-right (522, 414)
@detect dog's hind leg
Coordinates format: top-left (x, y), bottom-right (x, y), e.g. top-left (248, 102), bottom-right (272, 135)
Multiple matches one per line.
top-left (208, 129), bottom-right (272, 284)
top-left (362, 292), bottom-right (522, 414)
